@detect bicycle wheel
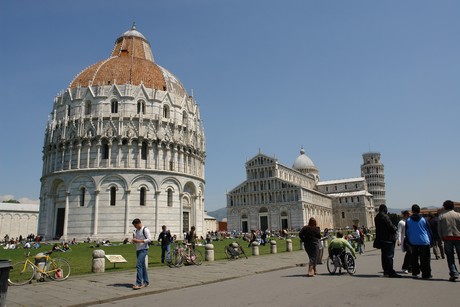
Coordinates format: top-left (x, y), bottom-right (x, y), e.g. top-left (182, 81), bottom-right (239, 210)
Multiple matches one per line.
top-left (326, 256), bottom-right (337, 275)
top-left (239, 246), bottom-right (248, 259)
top-left (344, 253), bottom-right (356, 275)
top-left (224, 247), bottom-right (232, 260)
top-left (49, 258), bottom-right (71, 281)
top-left (168, 249), bottom-right (184, 268)
top-left (190, 249), bottom-right (203, 265)
top-left (9, 261), bottom-right (34, 286)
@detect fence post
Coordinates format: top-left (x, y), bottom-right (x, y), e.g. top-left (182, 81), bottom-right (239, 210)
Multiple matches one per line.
top-left (92, 249), bottom-right (105, 273)
top-left (205, 244), bottom-right (215, 262)
top-left (286, 239), bottom-right (293, 252)
top-left (270, 240), bottom-right (277, 254)
top-left (252, 241), bottom-right (260, 256)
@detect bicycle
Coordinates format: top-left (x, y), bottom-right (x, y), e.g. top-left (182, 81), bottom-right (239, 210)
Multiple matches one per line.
top-left (167, 242), bottom-right (203, 267)
top-left (167, 242), bottom-right (185, 268)
top-left (224, 242), bottom-right (248, 260)
top-left (326, 248), bottom-right (356, 275)
top-left (8, 251), bottom-right (71, 286)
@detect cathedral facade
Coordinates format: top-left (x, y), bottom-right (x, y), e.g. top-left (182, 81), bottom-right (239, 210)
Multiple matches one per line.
top-left (227, 149), bottom-right (377, 232)
top-left (38, 25), bottom-right (206, 241)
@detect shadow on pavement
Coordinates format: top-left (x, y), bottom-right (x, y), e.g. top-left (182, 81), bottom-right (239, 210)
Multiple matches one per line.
top-left (108, 283), bottom-right (133, 288)
top-left (281, 274), bottom-right (309, 278)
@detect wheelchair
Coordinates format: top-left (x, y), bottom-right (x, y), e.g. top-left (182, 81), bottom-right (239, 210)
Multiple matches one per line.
top-left (327, 248), bottom-right (356, 275)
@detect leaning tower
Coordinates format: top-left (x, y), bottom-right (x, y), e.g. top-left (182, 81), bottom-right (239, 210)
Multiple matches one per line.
top-left (361, 152), bottom-right (386, 211)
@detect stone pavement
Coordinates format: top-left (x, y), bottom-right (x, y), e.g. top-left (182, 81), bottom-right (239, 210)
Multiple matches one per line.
top-left (6, 248), bottom-right (309, 307)
top-left (5, 246), bottom-right (457, 307)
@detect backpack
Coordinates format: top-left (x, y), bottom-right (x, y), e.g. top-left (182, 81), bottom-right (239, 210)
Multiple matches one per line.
top-left (142, 227), bottom-right (153, 245)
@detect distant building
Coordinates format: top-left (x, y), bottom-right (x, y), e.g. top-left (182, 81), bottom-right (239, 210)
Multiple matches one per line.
top-left (226, 148), bottom-right (376, 232)
top-left (0, 203), bottom-right (39, 239)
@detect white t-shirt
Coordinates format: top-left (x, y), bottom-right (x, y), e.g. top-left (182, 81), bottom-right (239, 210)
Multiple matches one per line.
top-left (134, 226), bottom-right (151, 251)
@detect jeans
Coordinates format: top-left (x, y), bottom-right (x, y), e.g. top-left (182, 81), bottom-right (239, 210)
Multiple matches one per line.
top-left (161, 244), bottom-right (171, 263)
top-left (136, 249), bottom-right (149, 286)
top-left (432, 239), bottom-right (445, 259)
top-left (380, 241), bottom-right (396, 275)
top-left (444, 240), bottom-right (460, 278)
top-left (410, 245), bottom-right (431, 278)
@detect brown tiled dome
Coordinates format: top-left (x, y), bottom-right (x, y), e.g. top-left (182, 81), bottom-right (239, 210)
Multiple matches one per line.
top-left (69, 24), bottom-right (186, 97)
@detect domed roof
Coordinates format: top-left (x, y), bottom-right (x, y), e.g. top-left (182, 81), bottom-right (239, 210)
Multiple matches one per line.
top-left (292, 147), bottom-right (317, 170)
top-left (69, 23), bottom-right (187, 97)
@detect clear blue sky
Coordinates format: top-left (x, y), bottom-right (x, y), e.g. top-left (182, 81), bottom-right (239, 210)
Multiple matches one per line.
top-left (1, 0), bottom-right (459, 210)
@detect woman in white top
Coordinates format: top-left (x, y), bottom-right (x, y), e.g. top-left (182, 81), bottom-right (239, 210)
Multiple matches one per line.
top-left (396, 210), bottom-right (411, 273)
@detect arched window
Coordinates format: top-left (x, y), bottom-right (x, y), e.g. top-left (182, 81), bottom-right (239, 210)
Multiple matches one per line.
top-left (141, 141), bottom-right (147, 160)
top-left (167, 189), bottom-right (173, 207)
top-left (137, 100), bottom-right (145, 114)
top-left (182, 111), bottom-right (187, 123)
top-left (101, 142), bottom-right (109, 159)
top-left (110, 186), bottom-right (117, 206)
top-left (85, 101), bottom-right (91, 115)
top-left (67, 106), bottom-right (71, 118)
top-left (80, 187), bottom-right (86, 207)
top-left (163, 105), bottom-right (170, 118)
top-left (140, 187), bottom-right (146, 206)
top-left (111, 100), bottom-right (118, 113)
top-left (341, 212), bottom-right (345, 219)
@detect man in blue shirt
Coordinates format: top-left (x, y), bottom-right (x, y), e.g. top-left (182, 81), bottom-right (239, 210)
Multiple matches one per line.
top-left (405, 204), bottom-right (433, 279)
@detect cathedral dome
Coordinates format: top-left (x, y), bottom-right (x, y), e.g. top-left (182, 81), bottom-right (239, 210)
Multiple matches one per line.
top-left (69, 23), bottom-right (187, 97)
top-left (293, 147), bottom-right (316, 170)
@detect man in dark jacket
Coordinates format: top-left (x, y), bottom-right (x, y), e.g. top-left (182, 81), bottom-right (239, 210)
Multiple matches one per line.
top-left (374, 204), bottom-right (401, 278)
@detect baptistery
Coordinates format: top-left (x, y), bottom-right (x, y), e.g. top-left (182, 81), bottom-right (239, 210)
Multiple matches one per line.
top-left (38, 24), bottom-right (206, 241)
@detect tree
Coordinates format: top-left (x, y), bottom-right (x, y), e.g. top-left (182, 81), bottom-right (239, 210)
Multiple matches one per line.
top-left (2, 199), bottom-right (20, 204)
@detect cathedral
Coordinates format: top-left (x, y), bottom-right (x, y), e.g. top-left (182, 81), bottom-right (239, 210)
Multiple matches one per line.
top-left (227, 149), bottom-right (380, 232)
top-left (38, 25), bottom-right (206, 241)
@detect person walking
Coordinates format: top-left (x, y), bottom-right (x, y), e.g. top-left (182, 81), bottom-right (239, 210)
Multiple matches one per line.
top-left (299, 217), bottom-right (321, 277)
top-left (397, 210), bottom-right (412, 274)
top-left (437, 200), bottom-right (460, 282)
top-left (374, 204), bottom-right (401, 278)
top-left (186, 226), bottom-right (197, 250)
top-left (427, 213), bottom-right (445, 260)
top-left (158, 225), bottom-right (172, 264)
top-left (405, 204), bottom-right (433, 279)
top-left (132, 218), bottom-right (151, 290)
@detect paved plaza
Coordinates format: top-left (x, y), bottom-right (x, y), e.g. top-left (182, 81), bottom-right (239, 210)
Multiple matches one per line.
top-left (5, 246), bottom-right (458, 307)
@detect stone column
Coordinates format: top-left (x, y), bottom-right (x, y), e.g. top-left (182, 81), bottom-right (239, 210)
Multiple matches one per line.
top-left (63, 192), bottom-right (70, 241)
top-left (154, 191), bottom-right (160, 236)
top-left (124, 190), bottom-right (131, 236)
top-left (86, 141), bottom-right (91, 168)
top-left (117, 140), bottom-right (122, 167)
top-left (68, 143), bottom-right (73, 170)
top-left (96, 141), bottom-right (101, 168)
top-left (92, 249), bottom-right (105, 273)
top-left (270, 240), bottom-right (277, 254)
top-left (76, 142), bottom-right (81, 169)
top-left (205, 244), bottom-right (214, 262)
top-left (93, 190), bottom-right (100, 236)
top-left (252, 241), bottom-right (260, 256)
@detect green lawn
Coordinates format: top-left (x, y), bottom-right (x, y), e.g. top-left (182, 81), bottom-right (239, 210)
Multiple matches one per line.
top-left (0, 238), bottom-right (303, 276)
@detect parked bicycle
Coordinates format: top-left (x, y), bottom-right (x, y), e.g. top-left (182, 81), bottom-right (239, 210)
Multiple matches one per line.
top-left (167, 242), bottom-right (203, 267)
top-left (224, 242), bottom-right (248, 260)
top-left (8, 251), bottom-right (71, 285)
